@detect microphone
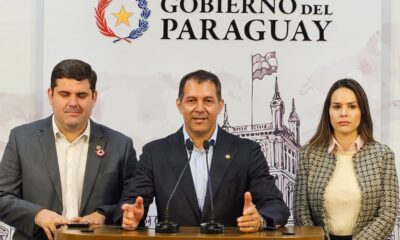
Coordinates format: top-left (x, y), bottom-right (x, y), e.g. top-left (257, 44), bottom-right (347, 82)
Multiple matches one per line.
top-left (200, 139), bottom-right (224, 234)
top-left (155, 139), bottom-right (194, 233)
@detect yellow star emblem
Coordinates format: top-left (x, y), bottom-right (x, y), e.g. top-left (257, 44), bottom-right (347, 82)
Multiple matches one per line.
top-left (112, 5), bottom-right (133, 27)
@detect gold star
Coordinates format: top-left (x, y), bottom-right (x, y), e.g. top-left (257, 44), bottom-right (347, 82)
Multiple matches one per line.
top-left (112, 5), bottom-right (133, 27)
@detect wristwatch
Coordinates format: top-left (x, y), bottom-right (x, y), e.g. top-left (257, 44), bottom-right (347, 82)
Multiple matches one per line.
top-left (259, 217), bottom-right (267, 231)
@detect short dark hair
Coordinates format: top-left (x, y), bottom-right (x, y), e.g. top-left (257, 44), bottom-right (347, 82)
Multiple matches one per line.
top-left (308, 78), bottom-right (374, 147)
top-left (178, 70), bottom-right (222, 101)
top-left (51, 59), bottom-right (97, 92)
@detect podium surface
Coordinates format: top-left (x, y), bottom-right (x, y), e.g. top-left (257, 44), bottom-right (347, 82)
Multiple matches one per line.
top-left (56, 226), bottom-right (324, 240)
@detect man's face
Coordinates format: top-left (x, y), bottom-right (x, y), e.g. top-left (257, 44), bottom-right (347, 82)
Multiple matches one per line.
top-left (176, 79), bottom-right (224, 140)
top-left (48, 78), bottom-right (97, 134)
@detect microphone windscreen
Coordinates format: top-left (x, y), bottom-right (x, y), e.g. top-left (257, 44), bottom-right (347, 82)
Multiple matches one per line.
top-left (209, 139), bottom-right (215, 147)
top-left (203, 140), bottom-right (210, 151)
top-left (185, 139), bottom-right (194, 151)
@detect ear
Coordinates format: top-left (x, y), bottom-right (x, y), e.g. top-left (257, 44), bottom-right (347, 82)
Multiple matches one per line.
top-left (176, 98), bottom-right (183, 114)
top-left (47, 88), bottom-right (53, 105)
top-left (92, 90), bottom-right (98, 105)
top-left (218, 99), bottom-right (225, 114)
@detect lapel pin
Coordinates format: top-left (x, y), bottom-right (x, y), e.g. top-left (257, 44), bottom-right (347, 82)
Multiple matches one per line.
top-left (95, 145), bottom-right (106, 157)
top-left (225, 154), bottom-right (231, 160)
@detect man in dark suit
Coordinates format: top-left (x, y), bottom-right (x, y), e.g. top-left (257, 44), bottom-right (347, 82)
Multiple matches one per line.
top-left (121, 70), bottom-right (289, 232)
top-left (0, 59), bottom-right (137, 240)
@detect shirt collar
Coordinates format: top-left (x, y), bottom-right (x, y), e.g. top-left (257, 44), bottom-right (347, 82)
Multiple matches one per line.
top-left (182, 125), bottom-right (218, 149)
top-left (52, 115), bottom-right (90, 142)
top-left (328, 135), bottom-right (364, 154)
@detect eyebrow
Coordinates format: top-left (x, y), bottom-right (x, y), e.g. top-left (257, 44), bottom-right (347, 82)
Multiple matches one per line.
top-left (331, 101), bottom-right (357, 104)
top-left (57, 90), bottom-right (89, 95)
top-left (185, 96), bottom-right (216, 99)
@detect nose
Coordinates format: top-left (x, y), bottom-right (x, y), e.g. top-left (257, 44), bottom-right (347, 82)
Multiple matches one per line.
top-left (194, 102), bottom-right (205, 112)
top-left (68, 95), bottom-right (78, 107)
top-left (340, 107), bottom-right (348, 117)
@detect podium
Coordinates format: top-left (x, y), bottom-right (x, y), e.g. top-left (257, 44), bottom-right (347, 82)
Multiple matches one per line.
top-left (56, 226), bottom-right (324, 240)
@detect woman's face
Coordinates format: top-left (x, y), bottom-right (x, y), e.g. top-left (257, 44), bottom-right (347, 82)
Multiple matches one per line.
top-left (329, 87), bottom-right (361, 138)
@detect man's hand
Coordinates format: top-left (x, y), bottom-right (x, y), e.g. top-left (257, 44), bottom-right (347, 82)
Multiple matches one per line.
top-left (237, 192), bottom-right (262, 233)
top-left (70, 211), bottom-right (105, 225)
top-left (121, 196), bottom-right (145, 230)
top-left (35, 209), bottom-right (68, 240)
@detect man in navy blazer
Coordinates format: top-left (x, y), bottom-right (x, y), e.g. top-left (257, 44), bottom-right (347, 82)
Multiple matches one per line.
top-left (0, 59), bottom-right (137, 240)
top-left (121, 70), bottom-right (289, 232)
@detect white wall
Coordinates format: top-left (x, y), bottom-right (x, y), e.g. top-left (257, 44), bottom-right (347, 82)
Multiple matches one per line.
top-left (382, 0), bottom-right (400, 176)
top-left (1, 1), bottom-right (398, 155)
top-left (0, 1), bottom-right (43, 153)
top-left (1, 1), bottom-right (398, 156)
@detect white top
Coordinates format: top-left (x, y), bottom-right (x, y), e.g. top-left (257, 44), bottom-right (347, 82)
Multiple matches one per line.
top-left (324, 151), bottom-right (362, 236)
top-left (183, 126), bottom-right (218, 211)
top-left (53, 116), bottom-right (90, 219)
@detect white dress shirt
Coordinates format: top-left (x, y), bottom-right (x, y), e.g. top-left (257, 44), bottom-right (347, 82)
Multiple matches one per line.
top-left (53, 117), bottom-right (90, 219)
top-left (183, 126), bottom-right (218, 211)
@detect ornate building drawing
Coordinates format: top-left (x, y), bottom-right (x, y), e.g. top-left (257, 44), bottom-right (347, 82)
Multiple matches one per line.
top-left (0, 223), bottom-right (12, 240)
top-left (221, 78), bottom-right (300, 224)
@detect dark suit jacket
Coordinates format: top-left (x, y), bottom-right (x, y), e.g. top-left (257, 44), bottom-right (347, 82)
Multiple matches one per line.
top-left (0, 116), bottom-right (137, 240)
top-left (120, 127), bottom-right (289, 227)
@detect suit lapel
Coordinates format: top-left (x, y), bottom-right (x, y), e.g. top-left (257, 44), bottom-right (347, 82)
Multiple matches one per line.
top-left (202, 128), bottom-right (235, 220)
top-left (37, 117), bottom-right (63, 205)
top-left (167, 129), bottom-right (201, 219)
top-left (80, 120), bottom-right (105, 214)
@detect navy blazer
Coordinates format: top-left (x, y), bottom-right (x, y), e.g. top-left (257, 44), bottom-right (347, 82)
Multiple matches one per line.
top-left (0, 116), bottom-right (137, 239)
top-left (120, 127), bottom-right (289, 227)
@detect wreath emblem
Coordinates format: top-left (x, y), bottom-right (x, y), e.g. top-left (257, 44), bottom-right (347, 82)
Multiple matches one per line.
top-left (95, 0), bottom-right (151, 43)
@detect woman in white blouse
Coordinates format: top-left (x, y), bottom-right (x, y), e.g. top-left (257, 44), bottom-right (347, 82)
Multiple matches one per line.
top-left (294, 79), bottom-right (399, 240)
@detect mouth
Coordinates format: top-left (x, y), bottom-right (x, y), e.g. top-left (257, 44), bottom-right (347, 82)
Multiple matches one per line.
top-left (65, 111), bottom-right (82, 116)
top-left (338, 121), bottom-right (350, 126)
top-left (193, 117), bottom-right (207, 123)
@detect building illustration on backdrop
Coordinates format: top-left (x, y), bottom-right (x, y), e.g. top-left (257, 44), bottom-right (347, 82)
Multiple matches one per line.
top-left (0, 224), bottom-right (12, 240)
top-left (221, 78), bottom-right (300, 224)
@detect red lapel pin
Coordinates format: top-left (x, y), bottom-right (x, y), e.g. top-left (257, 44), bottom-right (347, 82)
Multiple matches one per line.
top-left (95, 145), bottom-right (106, 157)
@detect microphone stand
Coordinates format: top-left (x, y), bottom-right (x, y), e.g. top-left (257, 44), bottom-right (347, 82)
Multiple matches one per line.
top-left (200, 140), bottom-right (224, 234)
top-left (155, 139), bottom-right (194, 233)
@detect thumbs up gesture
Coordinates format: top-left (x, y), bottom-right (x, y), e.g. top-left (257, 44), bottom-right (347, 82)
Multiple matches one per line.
top-left (236, 192), bottom-right (262, 233)
top-left (121, 196), bottom-right (145, 230)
